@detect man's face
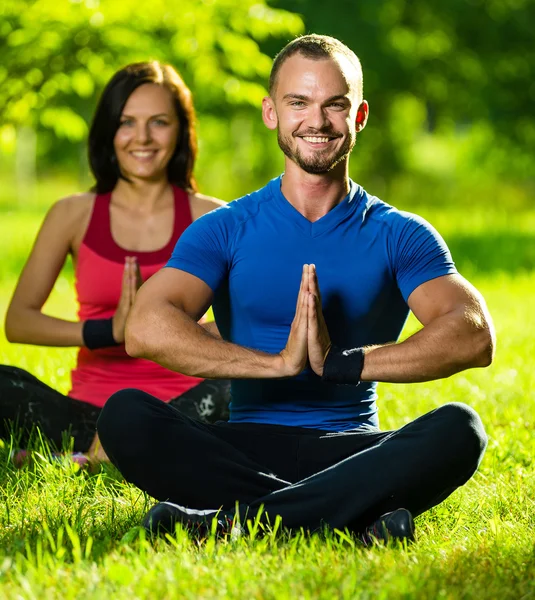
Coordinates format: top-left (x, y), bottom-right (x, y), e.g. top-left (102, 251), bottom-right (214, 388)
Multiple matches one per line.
top-left (268, 54), bottom-right (363, 174)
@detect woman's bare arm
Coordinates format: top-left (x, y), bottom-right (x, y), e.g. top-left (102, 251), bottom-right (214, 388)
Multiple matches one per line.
top-left (4, 196), bottom-right (91, 346)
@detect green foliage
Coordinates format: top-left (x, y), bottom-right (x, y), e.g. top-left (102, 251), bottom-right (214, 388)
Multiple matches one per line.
top-left (0, 0), bottom-right (303, 138)
top-left (2, 0), bottom-right (534, 206)
top-left (279, 0), bottom-right (535, 181)
top-left (0, 0), bottom-right (303, 201)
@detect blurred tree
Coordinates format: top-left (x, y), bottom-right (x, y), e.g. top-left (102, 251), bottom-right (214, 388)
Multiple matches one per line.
top-left (0, 0), bottom-right (302, 199)
top-left (0, 0), bottom-right (303, 132)
top-left (274, 0), bottom-right (535, 183)
top-left (1, 0), bottom-right (533, 205)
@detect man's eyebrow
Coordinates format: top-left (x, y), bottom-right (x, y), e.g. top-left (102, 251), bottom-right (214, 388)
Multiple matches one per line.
top-left (282, 93), bottom-right (310, 101)
top-left (281, 93), bottom-right (351, 103)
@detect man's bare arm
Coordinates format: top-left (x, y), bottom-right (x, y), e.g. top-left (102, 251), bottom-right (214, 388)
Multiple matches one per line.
top-left (199, 320), bottom-right (222, 338)
top-left (360, 274), bottom-right (495, 382)
top-left (307, 269), bottom-right (495, 383)
top-left (125, 266), bottom-right (310, 379)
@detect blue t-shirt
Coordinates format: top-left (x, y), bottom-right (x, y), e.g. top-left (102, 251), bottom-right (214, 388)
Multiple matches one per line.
top-left (166, 176), bottom-right (456, 431)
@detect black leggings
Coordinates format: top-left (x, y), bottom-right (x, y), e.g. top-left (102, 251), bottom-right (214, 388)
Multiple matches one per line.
top-left (0, 365), bottom-right (230, 452)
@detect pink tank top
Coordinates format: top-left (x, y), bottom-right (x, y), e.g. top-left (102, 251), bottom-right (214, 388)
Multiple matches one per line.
top-left (69, 186), bottom-right (203, 407)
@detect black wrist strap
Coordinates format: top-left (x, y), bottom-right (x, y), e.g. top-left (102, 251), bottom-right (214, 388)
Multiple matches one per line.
top-left (82, 318), bottom-right (120, 350)
top-left (321, 345), bottom-right (365, 385)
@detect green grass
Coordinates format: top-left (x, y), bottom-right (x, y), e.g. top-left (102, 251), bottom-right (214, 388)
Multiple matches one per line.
top-left (1, 203), bottom-right (535, 598)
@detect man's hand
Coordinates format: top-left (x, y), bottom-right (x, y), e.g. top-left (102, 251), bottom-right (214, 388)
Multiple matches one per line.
top-left (279, 264), bottom-right (310, 377)
top-left (112, 257), bottom-right (142, 343)
top-left (307, 264), bottom-right (332, 376)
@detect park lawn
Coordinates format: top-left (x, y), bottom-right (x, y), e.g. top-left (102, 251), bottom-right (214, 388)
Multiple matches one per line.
top-left (0, 207), bottom-right (534, 599)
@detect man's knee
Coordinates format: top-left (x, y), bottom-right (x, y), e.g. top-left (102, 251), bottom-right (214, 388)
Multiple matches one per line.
top-left (97, 388), bottom-right (149, 449)
top-left (435, 402), bottom-right (488, 467)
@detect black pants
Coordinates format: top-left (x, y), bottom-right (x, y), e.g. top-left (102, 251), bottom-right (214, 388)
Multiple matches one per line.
top-left (0, 365), bottom-right (230, 452)
top-left (97, 389), bottom-right (488, 532)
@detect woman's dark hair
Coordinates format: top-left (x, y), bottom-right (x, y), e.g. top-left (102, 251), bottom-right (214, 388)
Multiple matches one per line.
top-left (88, 61), bottom-right (198, 194)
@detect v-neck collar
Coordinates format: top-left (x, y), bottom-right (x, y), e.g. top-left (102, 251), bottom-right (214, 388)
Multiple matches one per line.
top-left (269, 175), bottom-right (364, 237)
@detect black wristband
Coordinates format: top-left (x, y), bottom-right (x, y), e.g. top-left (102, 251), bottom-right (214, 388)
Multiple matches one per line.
top-left (82, 318), bottom-right (120, 350)
top-left (321, 345), bottom-right (365, 385)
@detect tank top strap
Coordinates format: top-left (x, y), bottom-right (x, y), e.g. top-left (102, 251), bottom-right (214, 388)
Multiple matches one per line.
top-left (82, 192), bottom-right (115, 258)
top-left (171, 185), bottom-right (194, 241)
top-left (81, 186), bottom-right (193, 264)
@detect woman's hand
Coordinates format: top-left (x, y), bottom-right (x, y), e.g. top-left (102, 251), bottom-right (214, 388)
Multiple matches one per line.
top-left (112, 257), bottom-right (142, 343)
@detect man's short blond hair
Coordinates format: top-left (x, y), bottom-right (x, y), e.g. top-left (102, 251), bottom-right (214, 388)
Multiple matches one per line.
top-left (269, 34), bottom-right (363, 100)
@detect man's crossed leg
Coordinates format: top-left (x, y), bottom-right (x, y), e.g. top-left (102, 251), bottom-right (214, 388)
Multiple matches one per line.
top-left (97, 389), bottom-right (487, 542)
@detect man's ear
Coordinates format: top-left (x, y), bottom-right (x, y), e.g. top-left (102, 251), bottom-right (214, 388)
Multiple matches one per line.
top-left (262, 96), bottom-right (278, 130)
top-left (355, 100), bottom-right (369, 132)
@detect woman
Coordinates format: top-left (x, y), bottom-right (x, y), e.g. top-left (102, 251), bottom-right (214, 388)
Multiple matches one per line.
top-left (1, 62), bottom-right (230, 462)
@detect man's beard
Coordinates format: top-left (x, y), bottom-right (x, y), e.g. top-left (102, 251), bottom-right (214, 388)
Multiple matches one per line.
top-left (277, 129), bottom-right (355, 174)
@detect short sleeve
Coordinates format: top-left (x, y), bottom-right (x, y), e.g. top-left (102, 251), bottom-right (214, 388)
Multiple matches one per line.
top-left (391, 212), bottom-right (457, 302)
top-left (165, 206), bottom-right (233, 292)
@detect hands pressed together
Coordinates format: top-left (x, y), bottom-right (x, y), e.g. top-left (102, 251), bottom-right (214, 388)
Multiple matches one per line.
top-left (112, 256), bottom-right (143, 344)
top-left (279, 264), bottom-right (332, 378)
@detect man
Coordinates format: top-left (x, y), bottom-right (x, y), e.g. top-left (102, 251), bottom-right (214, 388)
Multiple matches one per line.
top-left (97, 35), bottom-right (494, 543)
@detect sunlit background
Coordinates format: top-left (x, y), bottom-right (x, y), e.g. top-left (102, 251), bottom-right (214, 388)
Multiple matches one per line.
top-left (1, 0), bottom-right (533, 206)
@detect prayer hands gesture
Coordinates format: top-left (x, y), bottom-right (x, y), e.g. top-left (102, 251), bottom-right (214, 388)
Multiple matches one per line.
top-left (279, 264), bottom-right (332, 377)
top-left (112, 256), bottom-right (143, 343)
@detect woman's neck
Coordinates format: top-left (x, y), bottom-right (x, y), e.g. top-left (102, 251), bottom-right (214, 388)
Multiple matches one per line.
top-left (111, 177), bottom-right (174, 212)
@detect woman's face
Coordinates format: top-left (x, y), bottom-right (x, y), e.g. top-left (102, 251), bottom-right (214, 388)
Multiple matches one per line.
top-left (113, 83), bottom-right (180, 183)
